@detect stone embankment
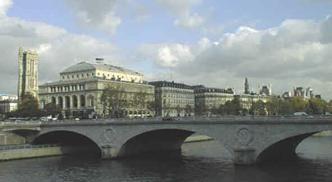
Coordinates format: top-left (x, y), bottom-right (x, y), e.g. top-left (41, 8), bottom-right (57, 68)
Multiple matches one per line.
top-left (184, 135), bottom-right (213, 143)
top-left (313, 131), bottom-right (332, 137)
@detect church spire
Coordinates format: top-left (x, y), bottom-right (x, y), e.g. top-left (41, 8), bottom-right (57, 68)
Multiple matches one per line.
top-left (244, 77), bottom-right (249, 94)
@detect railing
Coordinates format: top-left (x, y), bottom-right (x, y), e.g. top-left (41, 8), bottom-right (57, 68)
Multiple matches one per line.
top-left (0, 144), bottom-right (60, 151)
top-left (1, 115), bottom-right (332, 126)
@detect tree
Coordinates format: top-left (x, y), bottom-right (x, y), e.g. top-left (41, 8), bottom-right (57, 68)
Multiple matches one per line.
top-left (43, 103), bottom-right (61, 117)
top-left (185, 104), bottom-right (193, 116)
top-left (250, 100), bottom-right (266, 116)
top-left (224, 97), bottom-right (242, 115)
top-left (11, 93), bottom-right (40, 117)
top-left (291, 97), bottom-right (308, 112)
top-left (176, 105), bottom-right (181, 117)
top-left (306, 98), bottom-right (327, 115)
top-left (266, 97), bottom-right (281, 116)
top-left (101, 85), bottom-right (127, 118)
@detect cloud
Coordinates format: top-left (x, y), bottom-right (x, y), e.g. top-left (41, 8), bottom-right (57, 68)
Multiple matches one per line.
top-left (0, 0), bottom-right (12, 16)
top-left (139, 43), bottom-right (194, 68)
top-left (0, 14), bottom-right (119, 95)
top-left (140, 17), bottom-right (332, 99)
top-left (156, 0), bottom-right (205, 28)
top-left (65, 0), bottom-right (121, 34)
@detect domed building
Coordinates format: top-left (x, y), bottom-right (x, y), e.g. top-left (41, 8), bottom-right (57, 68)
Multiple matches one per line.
top-left (38, 61), bottom-right (155, 118)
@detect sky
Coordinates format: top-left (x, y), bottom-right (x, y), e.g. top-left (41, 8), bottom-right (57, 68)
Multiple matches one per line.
top-left (0, 0), bottom-right (332, 99)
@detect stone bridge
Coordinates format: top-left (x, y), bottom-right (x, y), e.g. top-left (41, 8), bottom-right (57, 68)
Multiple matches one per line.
top-left (2, 117), bottom-right (332, 165)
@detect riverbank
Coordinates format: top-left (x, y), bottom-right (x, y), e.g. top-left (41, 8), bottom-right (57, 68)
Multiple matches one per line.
top-left (0, 145), bottom-right (63, 161)
top-left (313, 131), bottom-right (332, 137)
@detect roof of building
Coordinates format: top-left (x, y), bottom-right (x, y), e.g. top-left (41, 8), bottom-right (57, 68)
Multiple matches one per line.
top-left (60, 62), bottom-right (143, 76)
top-left (194, 86), bottom-right (234, 94)
top-left (149, 81), bottom-right (193, 90)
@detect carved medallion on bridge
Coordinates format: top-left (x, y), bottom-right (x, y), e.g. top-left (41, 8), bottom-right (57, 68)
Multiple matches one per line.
top-left (100, 128), bottom-right (116, 145)
top-left (236, 127), bottom-right (253, 146)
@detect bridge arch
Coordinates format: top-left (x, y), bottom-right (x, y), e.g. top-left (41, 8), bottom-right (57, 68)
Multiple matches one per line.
top-left (256, 130), bottom-right (325, 163)
top-left (117, 128), bottom-right (233, 159)
top-left (32, 130), bottom-right (102, 157)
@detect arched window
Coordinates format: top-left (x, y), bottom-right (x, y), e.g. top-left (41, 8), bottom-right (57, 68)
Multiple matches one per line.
top-left (80, 95), bottom-right (85, 107)
top-left (72, 95), bottom-right (78, 108)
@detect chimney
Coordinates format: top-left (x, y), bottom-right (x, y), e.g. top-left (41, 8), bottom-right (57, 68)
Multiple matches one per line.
top-left (95, 58), bottom-right (104, 64)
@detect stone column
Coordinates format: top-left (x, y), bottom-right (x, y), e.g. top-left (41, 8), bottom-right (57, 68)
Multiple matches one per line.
top-left (63, 96), bottom-right (67, 109)
top-left (69, 95), bottom-right (73, 109)
top-left (77, 95), bottom-right (81, 109)
top-left (55, 96), bottom-right (59, 106)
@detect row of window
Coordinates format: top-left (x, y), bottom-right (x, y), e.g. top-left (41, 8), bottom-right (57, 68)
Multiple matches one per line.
top-left (61, 72), bottom-right (141, 83)
top-left (162, 93), bottom-right (194, 99)
top-left (50, 84), bottom-right (86, 93)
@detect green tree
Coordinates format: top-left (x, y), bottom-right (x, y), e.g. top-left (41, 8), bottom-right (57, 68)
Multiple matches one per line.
top-left (13, 93), bottom-right (40, 117)
top-left (224, 97), bottom-right (242, 115)
top-left (266, 97), bottom-right (281, 116)
top-left (185, 104), bottom-right (193, 116)
top-left (306, 98), bottom-right (327, 115)
top-left (291, 96), bottom-right (308, 112)
top-left (101, 85), bottom-right (127, 118)
top-left (43, 103), bottom-right (61, 117)
top-left (250, 100), bottom-right (266, 116)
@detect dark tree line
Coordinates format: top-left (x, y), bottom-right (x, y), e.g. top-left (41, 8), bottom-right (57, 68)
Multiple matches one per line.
top-left (7, 93), bottom-right (62, 119)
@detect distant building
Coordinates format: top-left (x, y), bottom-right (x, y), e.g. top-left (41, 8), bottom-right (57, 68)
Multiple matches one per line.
top-left (294, 87), bottom-right (305, 97)
top-left (17, 47), bottom-right (39, 101)
top-left (194, 85), bottom-right (234, 115)
top-left (282, 91), bottom-right (292, 99)
top-left (39, 61), bottom-right (154, 118)
top-left (149, 81), bottom-right (195, 117)
top-left (0, 94), bottom-right (18, 101)
top-left (259, 84), bottom-right (272, 96)
top-left (293, 87), bottom-right (315, 99)
top-left (0, 94), bottom-right (18, 113)
top-left (236, 94), bottom-right (270, 111)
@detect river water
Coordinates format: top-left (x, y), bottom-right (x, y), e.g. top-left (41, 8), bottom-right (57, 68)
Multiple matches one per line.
top-left (0, 137), bottom-right (331, 182)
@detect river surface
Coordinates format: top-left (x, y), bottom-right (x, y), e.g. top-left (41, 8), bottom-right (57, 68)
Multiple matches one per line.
top-left (0, 137), bottom-right (332, 182)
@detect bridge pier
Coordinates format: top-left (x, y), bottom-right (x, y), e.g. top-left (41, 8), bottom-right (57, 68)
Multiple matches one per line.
top-left (233, 148), bottom-right (256, 165)
top-left (100, 145), bottom-right (120, 159)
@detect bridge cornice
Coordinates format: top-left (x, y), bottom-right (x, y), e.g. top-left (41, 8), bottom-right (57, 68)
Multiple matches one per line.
top-left (39, 118), bottom-right (332, 127)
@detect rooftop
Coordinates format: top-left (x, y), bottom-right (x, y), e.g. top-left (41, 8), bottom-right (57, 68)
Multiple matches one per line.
top-left (60, 62), bottom-right (143, 76)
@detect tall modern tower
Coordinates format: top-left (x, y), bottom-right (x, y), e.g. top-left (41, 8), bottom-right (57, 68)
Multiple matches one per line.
top-left (244, 77), bottom-right (250, 94)
top-left (17, 47), bottom-right (39, 102)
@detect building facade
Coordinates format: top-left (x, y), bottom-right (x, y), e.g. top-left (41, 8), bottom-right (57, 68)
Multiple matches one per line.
top-left (194, 85), bottom-right (235, 116)
top-left (39, 62), bottom-right (154, 118)
top-left (236, 94), bottom-right (270, 111)
top-left (150, 81), bottom-right (195, 117)
top-left (17, 48), bottom-right (39, 101)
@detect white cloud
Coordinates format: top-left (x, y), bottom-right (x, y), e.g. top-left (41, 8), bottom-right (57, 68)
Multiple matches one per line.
top-left (140, 43), bottom-right (194, 68)
top-left (0, 0), bottom-right (12, 16)
top-left (174, 13), bottom-right (204, 28)
top-left (156, 0), bottom-right (205, 28)
top-left (65, 0), bottom-right (121, 34)
top-left (139, 17), bottom-right (332, 99)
